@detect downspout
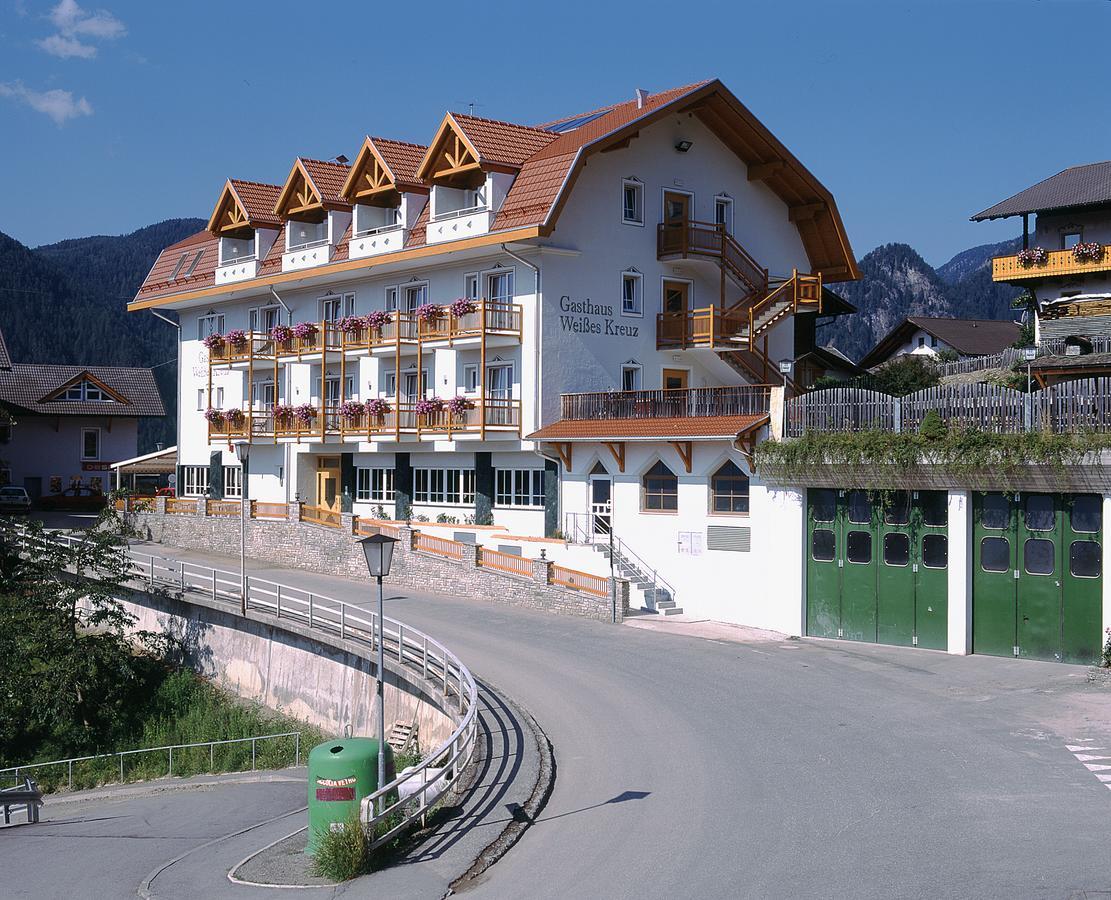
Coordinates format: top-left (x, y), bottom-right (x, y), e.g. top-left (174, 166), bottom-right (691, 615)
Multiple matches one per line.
top-left (499, 243), bottom-right (542, 430)
top-left (269, 286), bottom-right (294, 503)
top-left (149, 309), bottom-right (180, 477)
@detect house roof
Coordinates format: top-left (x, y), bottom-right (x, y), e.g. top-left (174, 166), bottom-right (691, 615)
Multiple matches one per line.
top-left (527, 413), bottom-right (768, 441)
top-left (859, 317), bottom-right (1021, 369)
top-left (0, 328), bottom-right (10, 370)
top-left (971, 160), bottom-right (1111, 221)
top-left (274, 158), bottom-right (352, 217)
top-left (111, 445), bottom-right (177, 474)
top-left (206, 179), bottom-right (283, 234)
top-left (133, 79), bottom-right (859, 307)
top-left (797, 345), bottom-right (865, 376)
top-left (0, 364), bottom-right (164, 418)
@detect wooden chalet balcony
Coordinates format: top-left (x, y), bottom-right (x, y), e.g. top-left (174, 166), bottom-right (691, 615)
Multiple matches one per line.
top-left (656, 271), bottom-right (822, 350)
top-left (417, 301), bottom-right (523, 344)
top-left (560, 385), bottom-right (772, 421)
top-left (992, 245), bottom-right (1111, 282)
top-left (208, 398), bottom-right (521, 443)
top-left (658, 220), bottom-right (768, 298)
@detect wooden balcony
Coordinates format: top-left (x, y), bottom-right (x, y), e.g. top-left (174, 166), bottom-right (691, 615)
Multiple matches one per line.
top-left (658, 220), bottom-right (768, 298)
top-left (417, 301), bottom-right (523, 345)
top-left (560, 385), bottom-right (772, 420)
top-left (992, 245), bottom-right (1111, 282)
top-left (208, 398), bottom-right (522, 443)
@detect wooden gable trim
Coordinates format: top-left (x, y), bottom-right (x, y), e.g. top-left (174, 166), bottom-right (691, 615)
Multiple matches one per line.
top-left (416, 113), bottom-right (483, 183)
top-left (603, 441), bottom-right (626, 473)
top-left (207, 180), bottom-right (251, 235)
top-left (40, 371), bottom-right (131, 405)
top-left (274, 159), bottom-right (324, 218)
top-left (341, 138), bottom-right (399, 204)
top-left (669, 440), bottom-right (693, 473)
top-left (552, 442), bottom-right (574, 470)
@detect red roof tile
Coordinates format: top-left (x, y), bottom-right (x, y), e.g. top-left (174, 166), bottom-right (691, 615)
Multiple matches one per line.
top-left (371, 137), bottom-right (427, 186)
top-left (528, 414), bottom-right (768, 441)
top-left (450, 113), bottom-right (555, 168)
top-left (228, 179), bottom-right (282, 228)
top-left (299, 158), bottom-right (351, 208)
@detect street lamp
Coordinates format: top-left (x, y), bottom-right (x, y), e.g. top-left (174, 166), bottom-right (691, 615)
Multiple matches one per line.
top-left (359, 532), bottom-right (398, 811)
top-left (1023, 345), bottom-right (1037, 392)
top-left (232, 440), bottom-right (250, 615)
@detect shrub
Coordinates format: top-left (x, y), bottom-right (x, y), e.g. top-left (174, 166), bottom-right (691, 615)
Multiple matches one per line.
top-left (871, 355), bottom-right (939, 396)
top-left (917, 409), bottom-right (947, 440)
top-left (310, 809), bottom-right (370, 881)
top-left (1103, 628), bottom-right (1111, 668)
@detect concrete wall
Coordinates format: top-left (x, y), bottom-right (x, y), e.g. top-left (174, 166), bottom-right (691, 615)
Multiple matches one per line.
top-left (109, 582), bottom-right (454, 748)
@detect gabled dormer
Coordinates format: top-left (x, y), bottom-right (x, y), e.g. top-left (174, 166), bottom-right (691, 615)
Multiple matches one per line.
top-left (207, 179), bottom-right (281, 285)
top-left (416, 112), bottom-right (554, 245)
top-left (341, 137), bottom-right (428, 260)
top-left (274, 158), bottom-right (352, 273)
top-left (42, 372), bottom-right (129, 405)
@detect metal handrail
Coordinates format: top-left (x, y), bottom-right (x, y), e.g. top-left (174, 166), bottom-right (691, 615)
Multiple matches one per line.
top-left (562, 513), bottom-right (678, 605)
top-left (7, 527), bottom-right (480, 848)
top-left (0, 732), bottom-right (303, 791)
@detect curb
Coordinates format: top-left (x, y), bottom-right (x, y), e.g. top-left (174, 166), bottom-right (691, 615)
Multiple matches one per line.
top-left (447, 685), bottom-right (555, 894)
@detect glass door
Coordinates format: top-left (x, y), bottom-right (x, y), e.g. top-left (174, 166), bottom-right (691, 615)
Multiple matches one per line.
top-left (590, 471), bottom-right (612, 536)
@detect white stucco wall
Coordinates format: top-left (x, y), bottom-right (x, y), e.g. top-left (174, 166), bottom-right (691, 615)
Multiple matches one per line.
top-left (2, 415), bottom-right (138, 497)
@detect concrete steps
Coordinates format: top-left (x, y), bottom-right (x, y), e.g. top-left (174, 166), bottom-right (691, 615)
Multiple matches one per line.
top-left (593, 545), bottom-right (683, 616)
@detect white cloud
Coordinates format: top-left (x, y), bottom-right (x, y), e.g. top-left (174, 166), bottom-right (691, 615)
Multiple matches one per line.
top-left (38, 0), bottom-right (125, 58)
top-left (0, 81), bottom-right (92, 125)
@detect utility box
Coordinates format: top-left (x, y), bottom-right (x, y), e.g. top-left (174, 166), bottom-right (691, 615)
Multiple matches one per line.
top-left (306, 737), bottom-right (394, 854)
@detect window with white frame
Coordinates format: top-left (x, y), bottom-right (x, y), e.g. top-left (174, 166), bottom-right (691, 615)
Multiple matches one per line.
top-left (403, 282), bottom-right (428, 313)
top-left (249, 305), bottom-right (280, 333)
top-left (495, 469), bottom-right (544, 507)
top-left (464, 273), bottom-right (479, 300)
top-left (413, 468), bottom-right (475, 505)
top-left (621, 270), bottom-right (643, 316)
top-left (224, 466), bottom-right (243, 498)
top-left (251, 379), bottom-right (276, 409)
top-left (198, 387), bottom-right (225, 411)
top-left (60, 380), bottom-right (110, 402)
top-left (621, 364), bottom-right (642, 391)
top-left (714, 195), bottom-right (734, 234)
top-left (463, 364), bottom-right (479, 393)
top-left (198, 312), bottom-right (224, 340)
top-left (320, 292), bottom-right (355, 322)
top-left (486, 270), bottom-right (514, 304)
top-left (710, 460), bottom-right (749, 514)
top-left (384, 286), bottom-right (399, 312)
top-left (181, 466), bottom-right (209, 497)
top-left (383, 372), bottom-right (397, 396)
top-left (287, 218), bottom-right (327, 250)
top-left (622, 178), bottom-right (643, 225)
top-left (356, 467), bottom-right (395, 502)
top-left (81, 428), bottom-right (100, 460)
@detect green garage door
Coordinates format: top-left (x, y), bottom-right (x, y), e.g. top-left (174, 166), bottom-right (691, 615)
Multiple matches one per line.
top-left (972, 492), bottom-right (1103, 664)
top-left (807, 489), bottom-right (949, 649)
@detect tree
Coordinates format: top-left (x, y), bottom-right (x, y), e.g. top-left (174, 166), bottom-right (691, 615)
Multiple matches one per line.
top-left (0, 515), bottom-right (165, 763)
top-left (870, 355), bottom-right (940, 396)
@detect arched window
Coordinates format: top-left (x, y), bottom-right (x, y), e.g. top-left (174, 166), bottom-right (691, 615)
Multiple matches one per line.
top-left (642, 460), bottom-right (678, 512)
top-left (711, 461), bottom-right (749, 514)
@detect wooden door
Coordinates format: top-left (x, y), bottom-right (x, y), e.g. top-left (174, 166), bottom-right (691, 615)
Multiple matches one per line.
top-left (663, 191), bottom-right (691, 224)
top-left (315, 457), bottom-right (340, 513)
top-left (662, 368), bottom-right (689, 390)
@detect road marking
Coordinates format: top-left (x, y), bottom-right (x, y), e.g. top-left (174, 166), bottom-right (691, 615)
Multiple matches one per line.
top-left (1075, 754), bottom-right (1111, 761)
top-left (1065, 740), bottom-right (1111, 794)
top-left (1066, 744), bottom-right (1104, 752)
top-left (1084, 763), bottom-right (1111, 771)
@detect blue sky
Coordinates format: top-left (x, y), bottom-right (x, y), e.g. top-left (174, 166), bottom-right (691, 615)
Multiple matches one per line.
top-left (1, 0), bottom-right (1109, 266)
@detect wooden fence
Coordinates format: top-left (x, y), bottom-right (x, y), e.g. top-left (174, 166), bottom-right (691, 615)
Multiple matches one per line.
top-left (550, 564), bottom-right (609, 597)
top-left (250, 501), bottom-right (288, 519)
top-left (476, 546), bottom-right (533, 579)
top-left (165, 498), bottom-right (195, 515)
top-left (205, 499), bottom-right (241, 517)
top-left (352, 517), bottom-right (401, 539)
top-left (412, 531), bottom-right (465, 561)
top-left (785, 379), bottom-right (1111, 436)
top-left (300, 504), bottom-right (341, 528)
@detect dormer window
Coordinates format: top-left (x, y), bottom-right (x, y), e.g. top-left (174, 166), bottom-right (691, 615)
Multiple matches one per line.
top-left (274, 158), bottom-right (352, 272)
top-left (341, 137), bottom-right (428, 259)
top-left (218, 233), bottom-right (255, 265)
top-left (354, 203), bottom-right (401, 237)
top-left (207, 179), bottom-right (281, 285)
top-left (287, 217), bottom-right (328, 251)
top-left (44, 374), bottom-right (126, 405)
top-left (61, 381), bottom-right (107, 401)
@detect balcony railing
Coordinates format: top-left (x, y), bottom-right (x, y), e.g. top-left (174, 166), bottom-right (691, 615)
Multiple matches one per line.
top-left (992, 245), bottom-right (1111, 282)
top-left (418, 301), bottom-right (522, 344)
top-left (560, 385), bottom-right (772, 421)
top-left (657, 220), bottom-right (768, 298)
top-left (208, 398), bottom-right (522, 443)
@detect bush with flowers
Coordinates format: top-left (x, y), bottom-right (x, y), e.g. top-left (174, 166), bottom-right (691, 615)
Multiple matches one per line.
top-left (414, 397), bottom-right (444, 417)
top-left (365, 397), bottom-right (391, 418)
top-left (270, 324), bottom-right (293, 344)
top-left (415, 303), bottom-right (442, 323)
top-left (336, 315), bottom-right (364, 335)
top-left (225, 329), bottom-right (248, 349)
top-left (222, 408), bottom-right (245, 426)
top-left (366, 309), bottom-right (391, 331)
top-left (203, 408), bottom-right (223, 424)
top-left (1017, 247), bottom-right (1049, 267)
top-left (338, 400), bottom-right (364, 421)
top-left (202, 333), bottom-right (225, 351)
top-left (449, 298), bottom-right (477, 318)
top-left (1072, 241), bottom-right (1104, 264)
top-left (293, 404), bottom-right (317, 426)
top-left (292, 321), bottom-right (318, 341)
top-left (446, 395), bottom-right (472, 417)
top-left (272, 403), bottom-right (294, 423)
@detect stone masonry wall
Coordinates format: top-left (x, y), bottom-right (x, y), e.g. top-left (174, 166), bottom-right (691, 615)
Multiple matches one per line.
top-left (123, 500), bottom-right (627, 623)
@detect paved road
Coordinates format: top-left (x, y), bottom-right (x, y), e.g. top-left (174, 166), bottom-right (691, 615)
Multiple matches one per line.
top-left (9, 541), bottom-right (1111, 898)
top-left (143, 545), bottom-right (1111, 898)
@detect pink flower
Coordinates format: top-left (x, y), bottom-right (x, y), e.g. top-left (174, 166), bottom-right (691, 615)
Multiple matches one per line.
top-left (292, 321), bottom-right (318, 340)
top-left (366, 310), bottom-right (391, 330)
top-left (270, 324), bottom-right (293, 343)
top-left (415, 303), bottom-right (443, 323)
top-left (202, 333), bottom-right (225, 350)
top-left (449, 298), bottom-right (477, 318)
top-left (446, 395), bottom-right (472, 416)
top-left (414, 397), bottom-right (444, 416)
top-left (203, 408), bottom-right (223, 423)
top-left (225, 329), bottom-right (248, 348)
top-left (365, 397), bottom-right (392, 417)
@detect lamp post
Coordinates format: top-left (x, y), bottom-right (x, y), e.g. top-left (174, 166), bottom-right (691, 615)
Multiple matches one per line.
top-left (359, 532), bottom-right (398, 813)
top-left (232, 440), bottom-right (250, 616)
top-left (1024, 345), bottom-right (1037, 393)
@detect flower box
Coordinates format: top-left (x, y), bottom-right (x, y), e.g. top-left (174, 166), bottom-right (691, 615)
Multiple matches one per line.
top-left (225, 329), bottom-right (248, 349)
top-left (222, 408), bottom-right (245, 426)
top-left (365, 398), bottom-right (392, 418)
top-left (449, 298), bottom-right (477, 318)
top-left (270, 324), bottom-right (293, 344)
top-left (203, 408), bottom-right (223, 424)
top-left (1073, 241), bottom-right (1104, 264)
top-left (202, 333), bottom-right (225, 351)
top-left (292, 321), bottom-right (319, 341)
top-left (293, 403), bottom-right (317, 427)
top-left (446, 395), bottom-right (472, 417)
top-left (1017, 247), bottom-right (1049, 268)
top-left (336, 315), bottom-right (364, 335)
top-left (415, 303), bottom-right (442, 323)
top-left (366, 310), bottom-right (391, 332)
top-left (338, 400), bottom-right (365, 421)
top-left (414, 397), bottom-right (444, 417)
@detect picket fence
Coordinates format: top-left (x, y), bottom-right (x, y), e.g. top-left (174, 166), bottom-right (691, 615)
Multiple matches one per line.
top-left (784, 378), bottom-right (1111, 437)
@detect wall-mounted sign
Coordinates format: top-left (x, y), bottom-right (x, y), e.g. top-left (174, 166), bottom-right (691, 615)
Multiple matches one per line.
top-left (558, 296), bottom-right (639, 337)
top-left (82, 462), bottom-right (114, 471)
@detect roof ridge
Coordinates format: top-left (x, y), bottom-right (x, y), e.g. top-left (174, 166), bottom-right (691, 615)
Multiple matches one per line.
top-left (909, 315), bottom-right (1018, 324)
top-left (369, 135), bottom-right (428, 150)
top-left (229, 178), bottom-right (281, 189)
top-left (534, 80), bottom-right (713, 128)
top-left (450, 111), bottom-right (555, 135)
top-left (299, 157), bottom-right (350, 168)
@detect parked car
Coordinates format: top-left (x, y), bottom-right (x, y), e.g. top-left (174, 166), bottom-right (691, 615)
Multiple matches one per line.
top-left (0, 486), bottom-right (32, 514)
top-left (155, 486), bottom-right (175, 498)
top-left (39, 487), bottom-right (108, 512)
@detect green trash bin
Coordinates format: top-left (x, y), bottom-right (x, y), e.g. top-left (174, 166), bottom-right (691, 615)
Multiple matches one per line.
top-left (306, 737), bottom-right (394, 854)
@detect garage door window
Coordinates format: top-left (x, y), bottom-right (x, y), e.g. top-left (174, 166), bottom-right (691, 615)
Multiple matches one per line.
top-left (921, 491), bottom-right (948, 527)
top-left (1070, 495), bottom-right (1101, 534)
top-left (1023, 538), bottom-right (1055, 575)
top-left (847, 491), bottom-right (871, 525)
top-left (922, 534), bottom-right (948, 569)
top-left (1024, 495), bottom-right (1055, 531)
top-left (981, 536), bottom-right (1010, 572)
top-left (812, 528), bottom-right (835, 561)
top-left (981, 494), bottom-right (1009, 529)
top-left (847, 530), bottom-right (871, 564)
top-left (883, 491), bottom-right (910, 525)
top-left (1069, 540), bottom-right (1101, 578)
top-left (883, 532), bottom-right (909, 566)
top-left (811, 489), bottom-right (836, 523)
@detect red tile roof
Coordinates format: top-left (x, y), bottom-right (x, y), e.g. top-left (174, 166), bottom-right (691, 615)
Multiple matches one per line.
top-left (528, 414), bottom-right (768, 441)
top-left (299, 158), bottom-right (351, 208)
top-left (371, 137), bottom-right (427, 186)
top-left (450, 113), bottom-right (555, 168)
top-left (228, 180), bottom-right (282, 228)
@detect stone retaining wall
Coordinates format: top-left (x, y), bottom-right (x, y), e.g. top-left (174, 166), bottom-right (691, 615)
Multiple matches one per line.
top-left (122, 501), bottom-right (627, 623)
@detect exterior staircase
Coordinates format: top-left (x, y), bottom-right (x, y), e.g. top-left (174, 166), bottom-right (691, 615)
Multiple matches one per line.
top-left (590, 542), bottom-right (683, 616)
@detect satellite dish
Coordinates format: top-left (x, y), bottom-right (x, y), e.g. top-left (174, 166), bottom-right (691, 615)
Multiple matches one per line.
top-left (167, 474), bottom-right (177, 487)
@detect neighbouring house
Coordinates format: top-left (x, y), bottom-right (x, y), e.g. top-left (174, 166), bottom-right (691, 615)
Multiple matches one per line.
top-left (0, 328), bottom-right (165, 499)
top-left (130, 78), bottom-right (859, 622)
top-left (858, 316), bottom-right (1022, 370)
top-left (973, 159), bottom-right (1111, 344)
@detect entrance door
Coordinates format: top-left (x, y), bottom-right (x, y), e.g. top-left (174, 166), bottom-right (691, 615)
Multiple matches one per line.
top-left (663, 191), bottom-right (691, 226)
top-left (806, 489), bottom-right (840, 638)
top-left (315, 457), bottom-right (340, 513)
top-left (877, 491), bottom-right (915, 647)
top-left (841, 490), bottom-right (878, 642)
top-left (662, 368), bottom-right (689, 390)
top-left (589, 468), bottom-right (612, 536)
top-left (915, 490), bottom-right (950, 650)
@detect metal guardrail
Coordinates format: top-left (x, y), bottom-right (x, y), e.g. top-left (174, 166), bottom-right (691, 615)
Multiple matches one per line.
top-left (1, 776), bottom-right (43, 824)
top-left (1, 732), bottom-right (303, 791)
top-left (7, 527), bottom-right (480, 848)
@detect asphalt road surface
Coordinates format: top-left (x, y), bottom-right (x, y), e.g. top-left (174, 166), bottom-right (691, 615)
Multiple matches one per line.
top-left (6, 543), bottom-right (1111, 898)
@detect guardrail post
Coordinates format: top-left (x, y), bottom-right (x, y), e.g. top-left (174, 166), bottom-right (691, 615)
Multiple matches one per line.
top-left (340, 603), bottom-right (346, 640)
top-left (251, 738), bottom-right (256, 771)
top-left (120, 754), bottom-right (124, 783)
top-left (210, 743), bottom-right (214, 771)
top-left (211, 569), bottom-right (217, 601)
top-left (397, 624), bottom-right (404, 663)
top-left (308, 593), bottom-right (314, 628)
top-left (179, 562), bottom-right (185, 592)
top-left (276, 584), bottom-right (282, 619)
top-left (149, 555), bottom-right (155, 587)
top-left (422, 635), bottom-right (428, 680)
top-left (295, 733), bottom-right (301, 768)
top-left (68, 760), bottom-right (73, 791)
top-left (168, 746), bottom-right (173, 777)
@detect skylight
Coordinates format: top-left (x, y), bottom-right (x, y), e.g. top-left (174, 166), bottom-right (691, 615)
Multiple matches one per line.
top-left (169, 252), bottom-right (190, 280)
top-left (181, 248), bottom-right (205, 278)
top-left (545, 110), bottom-right (608, 134)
